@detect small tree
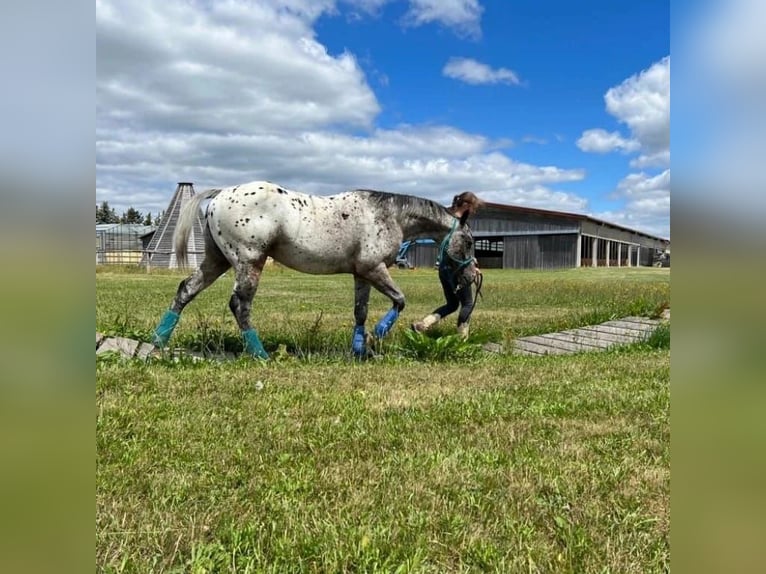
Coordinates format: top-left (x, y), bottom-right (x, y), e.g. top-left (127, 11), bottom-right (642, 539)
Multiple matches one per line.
top-left (143, 212), bottom-right (153, 226)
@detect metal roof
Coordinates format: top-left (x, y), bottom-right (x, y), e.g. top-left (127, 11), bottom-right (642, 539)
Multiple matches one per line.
top-left (480, 202), bottom-right (669, 243)
top-left (96, 223), bottom-right (157, 235)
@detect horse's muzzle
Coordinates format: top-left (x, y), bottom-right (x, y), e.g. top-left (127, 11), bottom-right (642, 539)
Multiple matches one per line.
top-left (455, 261), bottom-right (480, 292)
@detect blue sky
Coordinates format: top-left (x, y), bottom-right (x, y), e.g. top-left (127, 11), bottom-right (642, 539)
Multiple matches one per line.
top-left (97, 0), bottom-right (670, 237)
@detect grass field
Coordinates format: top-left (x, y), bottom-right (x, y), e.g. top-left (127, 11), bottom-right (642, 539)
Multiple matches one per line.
top-left (97, 266), bottom-right (670, 573)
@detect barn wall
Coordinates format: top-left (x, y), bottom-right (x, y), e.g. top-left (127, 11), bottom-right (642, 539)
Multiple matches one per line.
top-left (503, 234), bottom-right (578, 269)
top-left (401, 207), bottom-right (666, 271)
top-left (408, 243), bottom-right (439, 269)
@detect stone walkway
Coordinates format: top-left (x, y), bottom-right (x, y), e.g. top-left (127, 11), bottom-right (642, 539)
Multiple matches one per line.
top-left (512, 312), bottom-right (668, 356)
top-left (97, 333), bottom-right (157, 359)
top-left (96, 333), bottom-right (234, 361)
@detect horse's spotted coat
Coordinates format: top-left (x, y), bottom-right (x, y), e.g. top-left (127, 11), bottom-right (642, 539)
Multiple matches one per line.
top-left (156, 181), bottom-right (479, 358)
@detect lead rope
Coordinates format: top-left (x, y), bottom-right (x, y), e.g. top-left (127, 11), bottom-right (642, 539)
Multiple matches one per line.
top-left (472, 268), bottom-right (483, 308)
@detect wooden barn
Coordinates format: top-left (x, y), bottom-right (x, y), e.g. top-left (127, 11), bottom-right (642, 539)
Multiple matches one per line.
top-left (405, 202), bottom-right (669, 270)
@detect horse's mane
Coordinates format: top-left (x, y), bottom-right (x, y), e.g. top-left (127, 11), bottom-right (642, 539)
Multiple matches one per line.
top-left (355, 189), bottom-right (449, 222)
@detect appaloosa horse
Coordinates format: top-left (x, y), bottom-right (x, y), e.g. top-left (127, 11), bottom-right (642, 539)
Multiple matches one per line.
top-left (152, 181), bottom-right (481, 358)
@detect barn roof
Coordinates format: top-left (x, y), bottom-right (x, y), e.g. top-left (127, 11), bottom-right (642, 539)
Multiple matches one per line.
top-left (480, 202), bottom-right (669, 243)
top-left (96, 223), bottom-right (157, 235)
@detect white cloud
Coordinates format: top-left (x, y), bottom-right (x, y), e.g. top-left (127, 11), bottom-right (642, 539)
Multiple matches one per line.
top-left (595, 169), bottom-right (670, 238)
top-left (403, 0), bottom-right (483, 38)
top-left (443, 57), bottom-right (520, 85)
top-left (578, 56), bottom-right (670, 166)
top-left (97, 0), bottom-right (379, 135)
top-left (96, 0), bottom-right (590, 221)
top-left (605, 56), bottom-right (670, 156)
top-left (577, 129), bottom-right (640, 154)
top-left (614, 169), bottom-right (670, 200)
top-left (630, 149), bottom-right (671, 169)
top-left (576, 58), bottom-right (670, 237)
top-left (97, 126), bottom-right (586, 214)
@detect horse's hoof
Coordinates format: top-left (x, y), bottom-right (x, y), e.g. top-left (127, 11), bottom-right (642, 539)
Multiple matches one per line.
top-left (352, 332), bottom-right (377, 359)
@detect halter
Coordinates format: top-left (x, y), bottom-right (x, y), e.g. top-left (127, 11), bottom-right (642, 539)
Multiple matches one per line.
top-left (439, 218), bottom-right (476, 291)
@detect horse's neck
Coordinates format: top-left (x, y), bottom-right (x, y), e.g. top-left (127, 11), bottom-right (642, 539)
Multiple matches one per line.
top-left (399, 208), bottom-right (454, 240)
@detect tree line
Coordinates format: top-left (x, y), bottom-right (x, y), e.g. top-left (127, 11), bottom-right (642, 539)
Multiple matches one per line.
top-left (96, 201), bottom-right (164, 226)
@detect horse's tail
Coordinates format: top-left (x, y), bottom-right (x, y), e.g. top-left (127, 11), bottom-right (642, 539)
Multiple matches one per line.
top-left (174, 188), bottom-right (222, 268)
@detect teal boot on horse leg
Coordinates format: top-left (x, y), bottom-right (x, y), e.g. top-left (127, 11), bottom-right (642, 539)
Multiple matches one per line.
top-left (242, 328), bottom-right (268, 360)
top-left (153, 310), bottom-right (180, 347)
top-left (229, 259), bottom-right (270, 359)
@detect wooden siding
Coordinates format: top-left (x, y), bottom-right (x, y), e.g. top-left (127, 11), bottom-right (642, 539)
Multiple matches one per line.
top-left (472, 208), bottom-right (579, 235)
top-left (407, 243), bottom-right (439, 269)
top-left (503, 234), bottom-right (578, 269)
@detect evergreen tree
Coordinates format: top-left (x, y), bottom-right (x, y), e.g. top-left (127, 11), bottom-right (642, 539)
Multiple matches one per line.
top-left (120, 207), bottom-right (144, 224)
top-left (96, 201), bottom-right (119, 223)
top-left (143, 212), bottom-right (153, 226)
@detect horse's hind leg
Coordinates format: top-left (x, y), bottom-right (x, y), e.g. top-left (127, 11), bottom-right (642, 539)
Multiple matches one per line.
top-left (229, 256), bottom-right (269, 359)
top-left (153, 236), bottom-right (230, 347)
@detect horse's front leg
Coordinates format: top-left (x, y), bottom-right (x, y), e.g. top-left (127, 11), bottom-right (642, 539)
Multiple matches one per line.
top-left (361, 263), bottom-right (406, 340)
top-left (352, 278), bottom-right (371, 357)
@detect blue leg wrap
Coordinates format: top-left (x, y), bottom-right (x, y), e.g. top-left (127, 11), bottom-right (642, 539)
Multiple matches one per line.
top-left (374, 308), bottom-right (400, 339)
top-left (242, 328), bottom-right (269, 359)
top-left (352, 326), bottom-right (366, 357)
top-left (152, 310), bottom-right (180, 347)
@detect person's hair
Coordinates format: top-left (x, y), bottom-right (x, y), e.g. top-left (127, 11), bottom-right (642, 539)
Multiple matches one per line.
top-left (449, 191), bottom-right (484, 216)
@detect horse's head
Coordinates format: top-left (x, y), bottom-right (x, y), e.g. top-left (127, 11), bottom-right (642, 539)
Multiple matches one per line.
top-left (440, 210), bottom-right (479, 292)
top-left (440, 191), bottom-right (484, 291)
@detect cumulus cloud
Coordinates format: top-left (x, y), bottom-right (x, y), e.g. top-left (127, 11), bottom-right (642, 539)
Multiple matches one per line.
top-left (577, 129), bottom-right (640, 154)
top-left (96, 125), bottom-right (586, 215)
top-left (578, 56), bottom-right (670, 165)
top-left (577, 57), bottom-right (670, 237)
top-left (595, 169), bottom-right (670, 238)
top-left (403, 0), bottom-right (483, 38)
top-left (614, 169), bottom-right (670, 200)
top-left (96, 0), bottom-right (590, 218)
top-left (97, 0), bottom-right (379, 134)
top-left (630, 149), bottom-right (671, 169)
top-left (605, 56), bottom-right (670, 156)
top-left (443, 57), bottom-right (521, 85)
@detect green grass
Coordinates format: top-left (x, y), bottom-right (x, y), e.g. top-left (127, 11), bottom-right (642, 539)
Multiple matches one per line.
top-left (97, 266), bottom-right (670, 573)
top-left (97, 265), bottom-right (669, 356)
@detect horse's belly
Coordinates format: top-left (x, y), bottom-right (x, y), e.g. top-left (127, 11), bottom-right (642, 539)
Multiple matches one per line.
top-left (270, 240), bottom-right (354, 274)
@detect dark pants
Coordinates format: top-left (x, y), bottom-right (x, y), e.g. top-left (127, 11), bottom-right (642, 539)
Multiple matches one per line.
top-left (433, 266), bottom-right (474, 325)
